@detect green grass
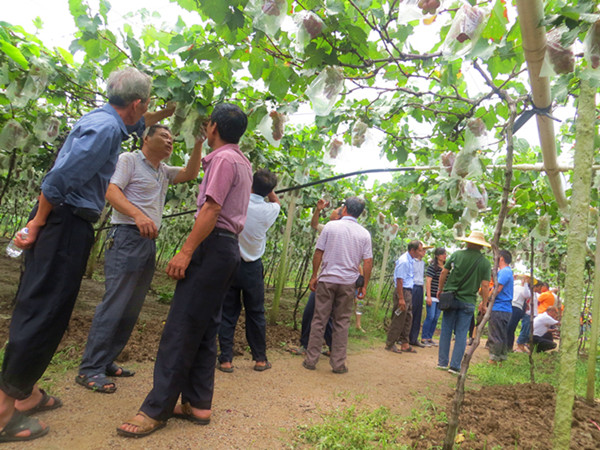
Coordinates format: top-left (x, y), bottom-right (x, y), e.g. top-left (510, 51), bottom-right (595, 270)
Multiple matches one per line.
top-left (469, 351), bottom-right (600, 399)
top-left (296, 405), bottom-right (406, 449)
top-left (294, 397), bottom-right (447, 449)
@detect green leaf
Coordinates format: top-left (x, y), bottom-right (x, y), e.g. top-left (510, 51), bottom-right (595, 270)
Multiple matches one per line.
top-left (99, 0), bottom-right (111, 23)
top-left (268, 66), bottom-right (290, 100)
top-left (55, 47), bottom-right (75, 65)
top-left (0, 40), bottom-right (29, 69)
top-left (126, 35), bottom-right (142, 62)
top-left (481, 0), bottom-right (509, 42)
top-left (33, 17), bottom-right (43, 30)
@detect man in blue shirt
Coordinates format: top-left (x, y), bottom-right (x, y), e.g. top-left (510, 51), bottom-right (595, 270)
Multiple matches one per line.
top-left (0, 68), bottom-right (172, 442)
top-left (385, 240), bottom-right (423, 354)
top-left (488, 250), bottom-right (514, 363)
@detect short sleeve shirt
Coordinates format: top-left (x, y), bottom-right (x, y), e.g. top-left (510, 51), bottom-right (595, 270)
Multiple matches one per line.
top-left (239, 193), bottom-right (280, 262)
top-left (195, 144), bottom-right (253, 234)
top-left (493, 266), bottom-right (514, 312)
top-left (393, 251), bottom-right (415, 289)
top-left (537, 291), bottom-right (555, 315)
top-left (443, 248), bottom-right (491, 304)
top-left (413, 259), bottom-right (425, 286)
top-left (110, 151), bottom-right (180, 229)
top-left (316, 216), bottom-right (372, 285)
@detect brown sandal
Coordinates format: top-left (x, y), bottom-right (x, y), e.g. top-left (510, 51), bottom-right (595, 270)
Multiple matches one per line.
top-left (116, 411), bottom-right (166, 438)
top-left (173, 403), bottom-right (211, 425)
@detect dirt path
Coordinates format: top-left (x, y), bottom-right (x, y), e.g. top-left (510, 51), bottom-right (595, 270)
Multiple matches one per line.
top-left (3, 343), bottom-right (482, 449)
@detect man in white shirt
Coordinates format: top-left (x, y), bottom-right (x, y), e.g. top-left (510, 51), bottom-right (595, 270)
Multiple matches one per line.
top-left (532, 306), bottom-right (560, 352)
top-left (217, 169), bottom-right (280, 372)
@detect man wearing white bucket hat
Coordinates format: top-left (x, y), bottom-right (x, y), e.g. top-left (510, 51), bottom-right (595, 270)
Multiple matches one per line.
top-left (436, 230), bottom-right (491, 374)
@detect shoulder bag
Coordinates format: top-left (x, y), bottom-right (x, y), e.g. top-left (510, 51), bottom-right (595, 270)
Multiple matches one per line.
top-left (439, 255), bottom-right (484, 311)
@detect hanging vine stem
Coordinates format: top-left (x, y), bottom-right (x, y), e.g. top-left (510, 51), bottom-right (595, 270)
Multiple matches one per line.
top-left (443, 89), bottom-right (517, 449)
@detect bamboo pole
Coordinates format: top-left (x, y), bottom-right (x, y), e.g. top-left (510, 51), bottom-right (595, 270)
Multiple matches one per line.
top-left (269, 191), bottom-right (298, 325)
top-left (586, 217), bottom-right (600, 404)
top-left (516, 0), bottom-right (568, 210)
top-left (374, 238), bottom-right (393, 315)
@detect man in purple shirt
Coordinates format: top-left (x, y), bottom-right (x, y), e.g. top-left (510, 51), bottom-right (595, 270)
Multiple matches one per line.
top-left (302, 197), bottom-right (373, 374)
top-left (118, 103), bottom-right (252, 438)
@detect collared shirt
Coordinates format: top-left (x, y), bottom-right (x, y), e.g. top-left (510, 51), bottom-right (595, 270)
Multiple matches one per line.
top-left (109, 150), bottom-right (180, 229)
top-left (41, 104), bottom-right (144, 213)
top-left (413, 258), bottom-right (425, 286)
top-left (393, 251), bottom-right (415, 289)
top-left (195, 143), bottom-right (252, 234)
top-left (316, 216), bottom-right (372, 285)
top-left (239, 193), bottom-right (280, 262)
top-left (492, 266), bottom-right (514, 312)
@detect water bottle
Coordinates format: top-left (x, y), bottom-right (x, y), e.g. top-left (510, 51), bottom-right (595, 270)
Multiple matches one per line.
top-left (6, 227), bottom-right (28, 258)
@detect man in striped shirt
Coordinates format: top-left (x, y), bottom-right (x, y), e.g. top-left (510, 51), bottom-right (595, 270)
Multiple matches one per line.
top-left (302, 197), bottom-right (373, 374)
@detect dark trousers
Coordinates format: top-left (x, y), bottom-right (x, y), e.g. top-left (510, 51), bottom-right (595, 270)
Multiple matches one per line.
top-left (409, 284), bottom-right (424, 344)
top-left (385, 288), bottom-right (413, 347)
top-left (218, 259), bottom-right (267, 363)
top-left (488, 310), bottom-right (511, 361)
top-left (140, 232), bottom-right (239, 422)
top-left (79, 226), bottom-right (156, 376)
top-left (533, 332), bottom-right (556, 352)
top-left (0, 205), bottom-right (94, 399)
top-left (300, 291), bottom-right (332, 349)
top-left (506, 305), bottom-right (525, 351)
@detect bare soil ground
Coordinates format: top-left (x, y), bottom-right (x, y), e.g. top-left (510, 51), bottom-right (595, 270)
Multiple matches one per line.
top-left (1, 250), bottom-right (599, 449)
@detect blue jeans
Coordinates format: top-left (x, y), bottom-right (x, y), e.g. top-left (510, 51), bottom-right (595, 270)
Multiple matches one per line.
top-left (517, 313), bottom-right (532, 345)
top-left (421, 301), bottom-right (441, 340)
top-left (506, 305), bottom-right (525, 350)
top-left (438, 300), bottom-right (475, 370)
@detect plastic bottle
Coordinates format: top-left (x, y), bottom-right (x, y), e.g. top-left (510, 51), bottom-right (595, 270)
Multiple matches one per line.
top-left (6, 227), bottom-right (28, 258)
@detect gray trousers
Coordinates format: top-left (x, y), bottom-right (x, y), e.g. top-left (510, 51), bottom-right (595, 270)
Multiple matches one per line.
top-left (385, 288), bottom-right (413, 347)
top-left (79, 225), bottom-right (156, 376)
top-left (488, 310), bottom-right (511, 361)
top-left (305, 281), bottom-right (355, 370)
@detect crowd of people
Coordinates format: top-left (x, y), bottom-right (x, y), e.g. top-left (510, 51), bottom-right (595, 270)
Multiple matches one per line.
top-left (0, 67), bottom-right (561, 443)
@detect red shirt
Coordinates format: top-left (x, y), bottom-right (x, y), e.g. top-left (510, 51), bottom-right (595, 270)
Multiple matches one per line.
top-left (195, 144), bottom-right (252, 234)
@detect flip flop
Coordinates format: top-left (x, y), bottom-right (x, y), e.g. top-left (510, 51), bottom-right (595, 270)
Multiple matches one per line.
top-left (216, 361), bottom-right (234, 373)
top-left (172, 403), bottom-right (211, 425)
top-left (253, 361), bottom-right (272, 372)
top-left (107, 363), bottom-right (135, 377)
top-left (75, 374), bottom-right (117, 394)
top-left (116, 411), bottom-right (166, 438)
top-left (402, 346), bottom-right (417, 353)
top-left (21, 389), bottom-right (63, 416)
top-left (0, 411), bottom-right (49, 443)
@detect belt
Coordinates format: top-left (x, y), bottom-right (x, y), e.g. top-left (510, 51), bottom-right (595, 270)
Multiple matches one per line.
top-left (211, 227), bottom-right (238, 240)
top-left (64, 204), bottom-right (100, 223)
top-left (113, 224), bottom-right (139, 231)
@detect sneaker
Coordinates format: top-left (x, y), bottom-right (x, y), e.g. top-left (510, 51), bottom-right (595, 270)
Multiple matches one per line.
top-left (420, 340), bottom-right (432, 347)
top-left (436, 364), bottom-right (448, 370)
top-left (448, 367), bottom-right (460, 375)
top-left (429, 340), bottom-right (439, 347)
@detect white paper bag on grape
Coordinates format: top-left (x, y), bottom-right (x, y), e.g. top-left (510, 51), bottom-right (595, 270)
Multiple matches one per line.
top-left (306, 66), bottom-right (344, 116)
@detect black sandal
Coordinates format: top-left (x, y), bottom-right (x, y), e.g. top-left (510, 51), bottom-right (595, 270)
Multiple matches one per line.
top-left (107, 363), bottom-right (135, 377)
top-left (75, 374), bottom-right (117, 393)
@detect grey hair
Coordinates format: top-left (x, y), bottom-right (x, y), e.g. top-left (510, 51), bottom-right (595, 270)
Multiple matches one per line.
top-left (107, 68), bottom-right (152, 107)
top-left (344, 196), bottom-right (366, 218)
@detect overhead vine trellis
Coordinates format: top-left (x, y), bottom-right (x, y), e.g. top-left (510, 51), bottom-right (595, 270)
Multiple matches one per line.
top-left (1, 0), bottom-right (600, 447)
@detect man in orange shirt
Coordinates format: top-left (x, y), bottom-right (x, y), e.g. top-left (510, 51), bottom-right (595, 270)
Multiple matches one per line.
top-left (537, 283), bottom-right (555, 315)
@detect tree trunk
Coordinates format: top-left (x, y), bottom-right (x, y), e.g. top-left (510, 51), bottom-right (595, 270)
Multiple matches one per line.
top-left (268, 191), bottom-right (298, 325)
top-left (528, 237), bottom-right (535, 383)
top-left (553, 79), bottom-right (596, 449)
top-left (587, 218), bottom-right (600, 404)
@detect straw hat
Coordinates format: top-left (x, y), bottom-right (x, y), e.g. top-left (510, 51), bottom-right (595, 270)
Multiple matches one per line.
top-left (457, 229), bottom-right (491, 248)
